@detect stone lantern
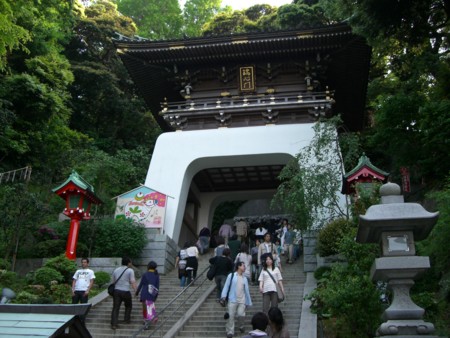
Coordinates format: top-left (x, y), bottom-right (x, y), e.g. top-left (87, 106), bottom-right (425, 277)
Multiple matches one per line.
top-left (357, 182), bottom-right (439, 337)
top-left (52, 170), bottom-right (102, 260)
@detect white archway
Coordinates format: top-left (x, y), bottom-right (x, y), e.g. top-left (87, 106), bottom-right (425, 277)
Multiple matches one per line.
top-left (145, 123), bottom-right (317, 244)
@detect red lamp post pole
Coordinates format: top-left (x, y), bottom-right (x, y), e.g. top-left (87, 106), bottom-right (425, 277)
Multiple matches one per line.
top-left (66, 217), bottom-right (81, 260)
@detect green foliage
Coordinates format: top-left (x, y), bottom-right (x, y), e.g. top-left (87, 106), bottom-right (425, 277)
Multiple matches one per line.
top-left (419, 178), bottom-right (450, 274)
top-left (0, 258), bottom-right (11, 270)
top-left (34, 240), bottom-right (66, 258)
top-left (314, 265), bottom-right (331, 280)
top-left (272, 117), bottom-right (358, 229)
top-left (91, 218), bottom-right (146, 257)
top-left (310, 226), bottom-right (381, 337)
top-left (183, 0), bottom-right (222, 37)
top-left (94, 271), bottom-right (111, 287)
top-left (0, 270), bottom-right (18, 287)
top-left (338, 228), bottom-right (379, 271)
top-left (117, 0), bottom-right (182, 39)
top-left (33, 267), bottom-right (64, 289)
top-left (351, 182), bottom-right (381, 221)
top-left (202, 4), bottom-right (281, 36)
top-left (318, 264), bottom-right (382, 337)
top-left (0, 183), bottom-right (48, 261)
top-left (278, 1), bottom-right (330, 30)
top-left (49, 283), bottom-right (72, 304)
top-left (15, 291), bottom-right (39, 304)
top-left (43, 254), bottom-right (77, 284)
top-left (0, 0), bottom-right (31, 71)
top-left (316, 218), bottom-right (351, 257)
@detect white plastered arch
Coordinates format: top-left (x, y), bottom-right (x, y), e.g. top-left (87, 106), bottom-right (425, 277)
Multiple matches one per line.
top-left (145, 123), bottom-right (317, 244)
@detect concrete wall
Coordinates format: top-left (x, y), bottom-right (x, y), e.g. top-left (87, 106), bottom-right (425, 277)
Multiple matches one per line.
top-left (303, 230), bottom-right (318, 272)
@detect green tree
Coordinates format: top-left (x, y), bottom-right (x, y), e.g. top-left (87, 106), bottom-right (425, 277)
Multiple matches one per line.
top-left (183, 0), bottom-right (222, 37)
top-left (278, 0), bottom-right (331, 29)
top-left (272, 117), bottom-right (360, 229)
top-left (0, 0), bottom-right (31, 71)
top-left (321, 0), bottom-right (450, 187)
top-left (202, 4), bottom-right (279, 35)
top-left (66, 0), bottom-right (161, 154)
top-left (0, 184), bottom-right (47, 267)
top-left (116, 0), bottom-right (183, 39)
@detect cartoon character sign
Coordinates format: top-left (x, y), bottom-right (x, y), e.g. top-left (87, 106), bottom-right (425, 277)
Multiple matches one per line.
top-left (115, 187), bottom-right (167, 228)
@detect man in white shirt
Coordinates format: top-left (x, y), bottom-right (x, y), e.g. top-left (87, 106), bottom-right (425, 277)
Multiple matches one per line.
top-left (72, 258), bottom-right (95, 323)
top-left (72, 258), bottom-right (95, 304)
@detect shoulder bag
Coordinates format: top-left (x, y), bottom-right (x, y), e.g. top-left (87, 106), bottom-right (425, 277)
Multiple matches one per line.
top-left (219, 272), bottom-right (234, 307)
top-left (108, 267), bottom-right (129, 296)
top-left (266, 269), bottom-right (284, 303)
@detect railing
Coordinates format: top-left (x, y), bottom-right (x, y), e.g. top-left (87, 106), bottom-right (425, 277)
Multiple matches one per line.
top-left (160, 90), bottom-right (334, 116)
top-left (131, 265), bottom-right (211, 338)
top-left (0, 166), bottom-right (32, 184)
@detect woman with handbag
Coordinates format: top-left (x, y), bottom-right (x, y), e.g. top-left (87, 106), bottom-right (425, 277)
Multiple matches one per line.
top-left (136, 261), bottom-right (160, 330)
top-left (258, 253), bottom-right (285, 314)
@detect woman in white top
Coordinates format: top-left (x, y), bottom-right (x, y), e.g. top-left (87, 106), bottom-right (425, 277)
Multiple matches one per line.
top-left (234, 243), bottom-right (252, 282)
top-left (185, 241), bottom-right (199, 285)
top-left (258, 253), bottom-right (285, 314)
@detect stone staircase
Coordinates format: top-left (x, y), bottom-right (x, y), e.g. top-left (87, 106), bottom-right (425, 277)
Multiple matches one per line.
top-left (85, 252), bottom-right (306, 338)
top-left (85, 253), bottom-right (213, 338)
top-left (174, 255), bottom-right (306, 338)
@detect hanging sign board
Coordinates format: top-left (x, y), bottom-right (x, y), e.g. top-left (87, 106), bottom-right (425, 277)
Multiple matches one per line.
top-left (115, 186), bottom-right (167, 228)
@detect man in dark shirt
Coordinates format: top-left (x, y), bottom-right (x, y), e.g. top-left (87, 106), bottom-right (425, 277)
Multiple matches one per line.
top-left (209, 248), bottom-right (233, 301)
top-left (227, 234), bottom-right (241, 261)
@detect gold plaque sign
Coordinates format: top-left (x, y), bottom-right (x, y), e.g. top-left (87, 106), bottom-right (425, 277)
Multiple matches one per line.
top-left (239, 66), bottom-right (255, 92)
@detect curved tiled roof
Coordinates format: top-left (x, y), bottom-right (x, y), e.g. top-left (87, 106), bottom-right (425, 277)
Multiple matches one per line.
top-left (115, 23), bottom-right (371, 132)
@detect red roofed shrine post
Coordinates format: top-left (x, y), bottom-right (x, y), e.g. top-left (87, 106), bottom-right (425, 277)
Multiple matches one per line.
top-left (52, 170), bottom-right (102, 260)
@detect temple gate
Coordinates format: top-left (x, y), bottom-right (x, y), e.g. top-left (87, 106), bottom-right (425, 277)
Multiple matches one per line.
top-left (115, 23), bottom-right (371, 252)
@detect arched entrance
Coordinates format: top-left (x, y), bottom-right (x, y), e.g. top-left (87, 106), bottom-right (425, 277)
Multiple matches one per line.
top-left (145, 123), bottom-right (317, 245)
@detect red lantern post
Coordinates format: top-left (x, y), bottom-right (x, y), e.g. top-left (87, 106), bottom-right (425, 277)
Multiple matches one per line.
top-left (52, 170), bottom-right (102, 260)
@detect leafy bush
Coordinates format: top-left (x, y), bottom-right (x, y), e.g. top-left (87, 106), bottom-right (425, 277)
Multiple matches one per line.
top-left (44, 254), bottom-right (77, 284)
top-left (15, 291), bottom-right (39, 304)
top-left (0, 270), bottom-right (18, 287)
top-left (33, 267), bottom-right (64, 289)
top-left (317, 218), bottom-right (351, 257)
top-left (94, 271), bottom-right (111, 287)
top-left (310, 230), bottom-right (382, 337)
top-left (92, 218), bottom-right (147, 257)
top-left (0, 258), bottom-right (11, 270)
top-left (50, 284), bottom-right (72, 304)
top-left (314, 266), bottom-right (331, 280)
top-left (312, 263), bottom-right (382, 337)
top-left (34, 240), bottom-right (66, 257)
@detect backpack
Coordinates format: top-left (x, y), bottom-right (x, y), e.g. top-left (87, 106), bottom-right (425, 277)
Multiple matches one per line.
top-left (180, 249), bottom-right (188, 260)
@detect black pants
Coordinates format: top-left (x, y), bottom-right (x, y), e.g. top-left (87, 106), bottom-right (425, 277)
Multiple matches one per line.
top-left (186, 256), bottom-right (198, 285)
top-left (72, 291), bottom-right (88, 322)
top-left (111, 289), bottom-right (132, 325)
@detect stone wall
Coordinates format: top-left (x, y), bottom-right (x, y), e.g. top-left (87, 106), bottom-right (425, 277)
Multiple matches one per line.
top-left (303, 230), bottom-right (318, 272)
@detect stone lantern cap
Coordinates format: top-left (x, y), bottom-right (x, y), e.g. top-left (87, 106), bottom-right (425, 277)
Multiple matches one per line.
top-left (357, 183), bottom-right (438, 244)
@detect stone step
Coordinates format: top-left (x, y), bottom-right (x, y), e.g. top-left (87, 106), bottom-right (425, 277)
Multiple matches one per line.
top-left (173, 256), bottom-right (306, 338)
top-left (86, 253), bottom-right (307, 338)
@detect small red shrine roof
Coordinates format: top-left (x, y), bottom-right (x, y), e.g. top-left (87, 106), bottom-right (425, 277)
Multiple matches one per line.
top-left (52, 170), bottom-right (102, 204)
top-left (342, 154), bottom-right (389, 194)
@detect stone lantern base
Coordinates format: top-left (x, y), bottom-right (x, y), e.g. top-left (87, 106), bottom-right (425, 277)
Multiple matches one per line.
top-left (376, 318), bottom-right (437, 337)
